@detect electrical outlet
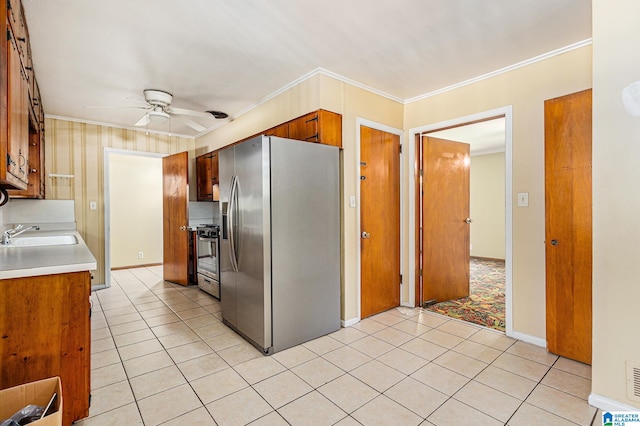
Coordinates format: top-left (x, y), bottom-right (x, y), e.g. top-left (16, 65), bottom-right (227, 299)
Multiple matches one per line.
top-left (89, 201), bottom-right (97, 210)
top-left (349, 195), bottom-right (356, 208)
top-left (138, 252), bottom-right (144, 259)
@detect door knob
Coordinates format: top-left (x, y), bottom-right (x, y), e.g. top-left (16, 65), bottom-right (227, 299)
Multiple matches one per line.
top-left (465, 218), bottom-right (473, 224)
top-left (179, 226), bottom-right (187, 231)
top-left (361, 231), bottom-right (370, 239)
top-left (551, 239), bottom-right (558, 246)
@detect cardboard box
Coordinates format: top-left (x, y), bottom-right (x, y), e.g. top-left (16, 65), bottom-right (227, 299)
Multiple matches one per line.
top-left (0, 377), bottom-right (62, 426)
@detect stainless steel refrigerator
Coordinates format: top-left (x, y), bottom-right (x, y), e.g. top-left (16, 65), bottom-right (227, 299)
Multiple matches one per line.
top-left (219, 135), bottom-right (340, 354)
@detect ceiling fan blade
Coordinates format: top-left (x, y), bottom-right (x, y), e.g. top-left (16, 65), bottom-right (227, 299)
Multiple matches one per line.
top-left (84, 105), bottom-right (148, 110)
top-left (167, 107), bottom-right (213, 120)
top-left (178, 117), bottom-right (206, 132)
top-left (134, 114), bottom-right (150, 127)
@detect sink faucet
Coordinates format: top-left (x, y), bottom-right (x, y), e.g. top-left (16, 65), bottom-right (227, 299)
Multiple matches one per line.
top-left (1, 224), bottom-right (40, 245)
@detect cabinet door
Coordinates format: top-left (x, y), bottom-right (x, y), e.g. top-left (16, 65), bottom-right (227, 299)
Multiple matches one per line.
top-left (287, 110), bottom-right (342, 148)
top-left (265, 123), bottom-right (289, 138)
top-left (7, 124), bottom-right (42, 198)
top-left (317, 110), bottom-right (342, 148)
top-left (288, 112), bottom-right (319, 142)
top-left (7, 34), bottom-right (29, 186)
top-left (0, 271), bottom-right (92, 425)
top-left (196, 154), bottom-right (213, 201)
top-left (211, 151), bottom-right (219, 201)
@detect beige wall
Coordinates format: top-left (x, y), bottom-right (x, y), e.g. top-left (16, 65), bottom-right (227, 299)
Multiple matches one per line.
top-left (405, 46), bottom-right (592, 339)
top-left (470, 152), bottom-right (505, 259)
top-left (44, 119), bottom-right (195, 284)
top-left (197, 73), bottom-right (405, 320)
top-left (109, 153), bottom-right (163, 268)
top-left (592, 0), bottom-right (640, 409)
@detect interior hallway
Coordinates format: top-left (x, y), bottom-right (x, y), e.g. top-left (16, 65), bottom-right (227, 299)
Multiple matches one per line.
top-left (80, 266), bottom-right (600, 425)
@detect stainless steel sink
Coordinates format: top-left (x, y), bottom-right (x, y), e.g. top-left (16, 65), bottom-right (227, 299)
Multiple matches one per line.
top-left (7, 234), bottom-right (78, 248)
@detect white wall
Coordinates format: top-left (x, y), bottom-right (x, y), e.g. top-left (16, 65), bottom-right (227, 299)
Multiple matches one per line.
top-left (109, 153), bottom-right (163, 268)
top-left (591, 0), bottom-right (640, 410)
top-left (470, 152), bottom-right (505, 259)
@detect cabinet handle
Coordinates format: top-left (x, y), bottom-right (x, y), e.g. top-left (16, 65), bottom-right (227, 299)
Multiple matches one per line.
top-left (17, 37), bottom-right (25, 43)
top-left (305, 133), bottom-right (319, 141)
top-left (30, 169), bottom-right (37, 174)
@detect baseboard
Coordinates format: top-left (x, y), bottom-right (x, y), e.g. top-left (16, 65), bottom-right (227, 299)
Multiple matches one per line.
top-left (111, 263), bottom-right (162, 270)
top-left (508, 330), bottom-right (546, 348)
top-left (471, 256), bottom-right (505, 262)
top-left (341, 317), bottom-right (360, 327)
top-left (589, 393), bottom-right (640, 411)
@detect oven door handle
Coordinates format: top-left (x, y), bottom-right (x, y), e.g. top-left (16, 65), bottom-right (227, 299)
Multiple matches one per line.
top-left (198, 236), bottom-right (218, 242)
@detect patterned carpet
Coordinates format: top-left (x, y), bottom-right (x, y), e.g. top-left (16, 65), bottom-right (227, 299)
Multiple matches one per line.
top-left (425, 258), bottom-right (506, 331)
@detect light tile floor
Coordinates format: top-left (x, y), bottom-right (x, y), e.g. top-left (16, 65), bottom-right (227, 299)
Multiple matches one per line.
top-left (78, 266), bottom-right (602, 425)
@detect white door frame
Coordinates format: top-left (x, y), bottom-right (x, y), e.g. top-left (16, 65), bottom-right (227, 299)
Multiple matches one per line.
top-left (100, 147), bottom-right (167, 290)
top-left (408, 106), bottom-right (514, 337)
top-left (355, 118), bottom-right (406, 322)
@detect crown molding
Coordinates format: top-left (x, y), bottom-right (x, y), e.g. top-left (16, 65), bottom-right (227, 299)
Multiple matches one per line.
top-left (405, 39), bottom-right (593, 104)
top-left (44, 114), bottom-right (196, 139)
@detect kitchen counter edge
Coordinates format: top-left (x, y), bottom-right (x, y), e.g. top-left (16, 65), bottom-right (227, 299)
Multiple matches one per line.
top-left (0, 231), bottom-right (97, 279)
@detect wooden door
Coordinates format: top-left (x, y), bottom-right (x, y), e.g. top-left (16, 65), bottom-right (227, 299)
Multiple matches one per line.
top-left (360, 126), bottom-right (401, 318)
top-left (421, 136), bottom-right (471, 304)
top-left (545, 89), bottom-right (592, 364)
top-left (163, 152), bottom-right (189, 285)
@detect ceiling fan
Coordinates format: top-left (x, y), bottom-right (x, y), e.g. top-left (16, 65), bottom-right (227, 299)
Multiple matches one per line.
top-left (88, 89), bottom-right (228, 132)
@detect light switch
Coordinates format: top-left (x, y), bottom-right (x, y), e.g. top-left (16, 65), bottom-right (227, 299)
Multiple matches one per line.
top-left (349, 195), bottom-right (356, 208)
top-left (517, 192), bottom-right (529, 207)
top-left (90, 201), bottom-right (97, 210)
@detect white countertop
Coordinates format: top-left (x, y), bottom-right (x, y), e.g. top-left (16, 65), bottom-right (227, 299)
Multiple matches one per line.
top-left (0, 230), bottom-right (97, 279)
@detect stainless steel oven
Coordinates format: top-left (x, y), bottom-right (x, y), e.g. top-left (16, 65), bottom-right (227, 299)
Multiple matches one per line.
top-left (196, 224), bottom-right (220, 298)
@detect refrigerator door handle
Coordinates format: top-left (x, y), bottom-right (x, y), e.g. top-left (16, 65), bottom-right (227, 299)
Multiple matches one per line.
top-left (228, 174), bottom-right (239, 272)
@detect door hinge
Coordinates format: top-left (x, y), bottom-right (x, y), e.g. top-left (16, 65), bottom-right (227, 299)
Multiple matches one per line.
top-left (400, 274), bottom-right (403, 285)
top-left (6, 29), bottom-right (11, 41)
top-left (419, 169), bottom-right (424, 177)
top-left (89, 393), bottom-right (92, 407)
top-left (399, 144), bottom-right (402, 154)
top-left (419, 269), bottom-right (423, 276)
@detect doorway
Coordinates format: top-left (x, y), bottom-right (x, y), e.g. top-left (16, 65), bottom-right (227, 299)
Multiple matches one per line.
top-left (103, 148), bottom-right (166, 289)
top-left (409, 107), bottom-right (513, 335)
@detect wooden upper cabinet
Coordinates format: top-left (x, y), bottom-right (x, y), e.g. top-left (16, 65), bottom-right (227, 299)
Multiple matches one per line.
top-left (6, 30), bottom-right (29, 188)
top-left (265, 123), bottom-right (289, 138)
top-left (196, 151), bottom-right (220, 202)
top-left (288, 110), bottom-right (342, 148)
top-left (1, 0), bottom-right (45, 192)
top-left (211, 151), bottom-right (219, 201)
top-left (196, 153), bottom-right (213, 201)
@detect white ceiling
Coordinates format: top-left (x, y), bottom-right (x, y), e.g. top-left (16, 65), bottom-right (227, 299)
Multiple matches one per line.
top-left (21, 0), bottom-right (591, 137)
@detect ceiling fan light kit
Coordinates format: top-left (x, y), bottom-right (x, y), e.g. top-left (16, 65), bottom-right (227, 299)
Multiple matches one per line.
top-left (148, 109), bottom-right (170, 123)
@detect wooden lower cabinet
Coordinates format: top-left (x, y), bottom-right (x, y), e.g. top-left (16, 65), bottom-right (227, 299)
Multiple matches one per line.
top-left (0, 271), bottom-right (91, 425)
